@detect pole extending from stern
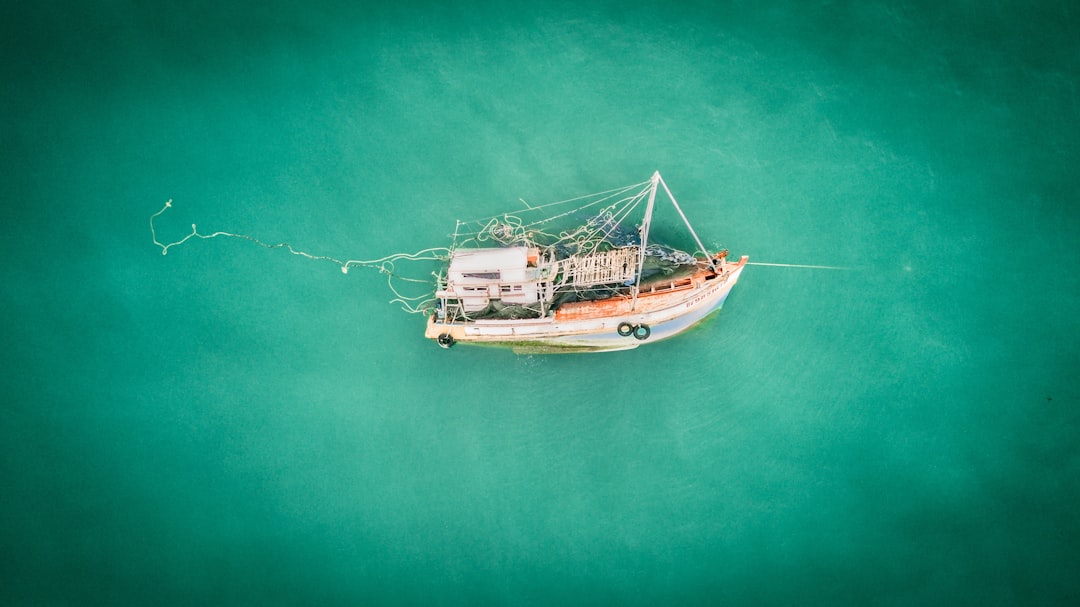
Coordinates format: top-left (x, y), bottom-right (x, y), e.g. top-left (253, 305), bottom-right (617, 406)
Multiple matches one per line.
top-left (631, 172), bottom-right (660, 310)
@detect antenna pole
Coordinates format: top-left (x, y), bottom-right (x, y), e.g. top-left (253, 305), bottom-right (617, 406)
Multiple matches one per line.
top-left (656, 173), bottom-right (717, 272)
top-left (631, 172), bottom-right (660, 310)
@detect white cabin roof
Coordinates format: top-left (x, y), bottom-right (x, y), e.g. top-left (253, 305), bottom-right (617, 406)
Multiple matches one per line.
top-left (449, 247), bottom-right (529, 273)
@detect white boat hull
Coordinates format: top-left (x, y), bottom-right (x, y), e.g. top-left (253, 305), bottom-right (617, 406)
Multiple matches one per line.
top-left (426, 256), bottom-right (747, 353)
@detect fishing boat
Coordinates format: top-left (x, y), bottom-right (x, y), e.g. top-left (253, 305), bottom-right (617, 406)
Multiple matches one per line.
top-left (425, 171), bottom-right (748, 353)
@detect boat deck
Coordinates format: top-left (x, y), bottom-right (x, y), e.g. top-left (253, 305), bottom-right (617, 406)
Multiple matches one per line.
top-left (553, 259), bottom-right (734, 321)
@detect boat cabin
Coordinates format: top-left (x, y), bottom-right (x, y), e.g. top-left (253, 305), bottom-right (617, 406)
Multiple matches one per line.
top-left (438, 247), bottom-right (553, 313)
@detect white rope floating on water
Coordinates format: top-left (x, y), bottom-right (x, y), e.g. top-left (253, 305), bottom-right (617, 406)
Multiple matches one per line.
top-left (150, 200), bottom-right (448, 313)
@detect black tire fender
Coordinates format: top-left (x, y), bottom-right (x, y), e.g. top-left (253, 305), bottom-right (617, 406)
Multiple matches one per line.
top-left (633, 324), bottom-right (651, 340)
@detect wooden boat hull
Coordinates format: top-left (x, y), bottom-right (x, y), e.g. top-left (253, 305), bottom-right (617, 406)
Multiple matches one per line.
top-left (425, 256), bottom-right (748, 353)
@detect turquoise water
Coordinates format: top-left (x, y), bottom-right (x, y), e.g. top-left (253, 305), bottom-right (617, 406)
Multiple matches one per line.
top-left (2, 1), bottom-right (1078, 604)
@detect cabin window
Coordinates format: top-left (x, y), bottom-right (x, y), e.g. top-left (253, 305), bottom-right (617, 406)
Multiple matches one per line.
top-left (462, 272), bottom-right (500, 280)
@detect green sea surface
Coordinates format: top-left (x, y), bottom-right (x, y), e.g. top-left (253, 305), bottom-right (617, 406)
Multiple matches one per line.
top-left (2, 1), bottom-right (1078, 604)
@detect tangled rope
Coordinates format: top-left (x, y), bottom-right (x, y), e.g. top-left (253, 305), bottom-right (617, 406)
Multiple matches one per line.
top-left (452, 180), bottom-right (653, 258)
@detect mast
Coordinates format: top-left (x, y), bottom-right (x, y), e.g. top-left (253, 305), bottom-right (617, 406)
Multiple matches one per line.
top-left (631, 172), bottom-right (660, 310)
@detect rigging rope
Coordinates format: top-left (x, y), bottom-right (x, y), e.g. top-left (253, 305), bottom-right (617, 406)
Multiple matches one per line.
top-left (452, 182), bottom-right (654, 259)
top-left (456, 180), bottom-right (650, 225)
top-left (149, 177), bottom-right (720, 318)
